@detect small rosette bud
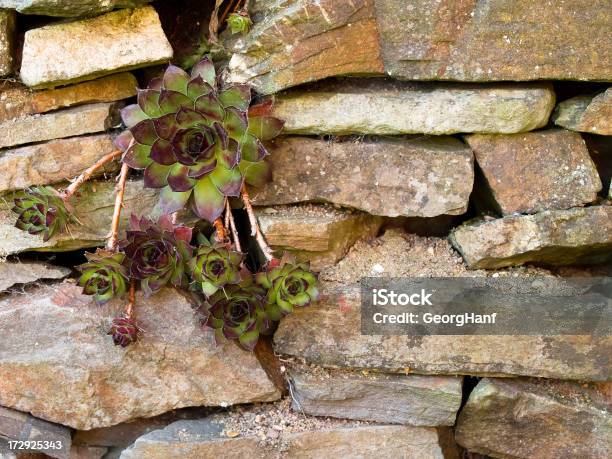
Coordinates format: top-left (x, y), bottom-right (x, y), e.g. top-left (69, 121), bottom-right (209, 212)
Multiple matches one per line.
top-left (189, 236), bottom-right (243, 296)
top-left (227, 11), bottom-right (252, 34)
top-left (12, 186), bottom-right (71, 241)
top-left (78, 250), bottom-right (129, 304)
top-left (108, 316), bottom-right (139, 347)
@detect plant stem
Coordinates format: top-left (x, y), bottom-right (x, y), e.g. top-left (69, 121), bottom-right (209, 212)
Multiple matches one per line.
top-left (125, 279), bottom-right (136, 319)
top-left (226, 199), bottom-right (241, 253)
top-left (106, 162), bottom-right (130, 252)
top-left (241, 184), bottom-right (274, 262)
top-left (213, 217), bottom-right (227, 241)
top-left (62, 150), bottom-right (122, 200)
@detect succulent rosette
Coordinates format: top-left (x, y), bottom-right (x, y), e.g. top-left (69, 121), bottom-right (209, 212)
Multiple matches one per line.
top-left (227, 11), bottom-right (252, 34)
top-left (120, 215), bottom-right (193, 296)
top-left (189, 236), bottom-right (243, 296)
top-left (199, 276), bottom-right (271, 351)
top-left (115, 57), bottom-right (284, 222)
top-left (77, 250), bottom-right (128, 304)
top-left (256, 262), bottom-right (319, 320)
top-left (108, 316), bottom-right (139, 347)
top-left (12, 186), bottom-right (71, 241)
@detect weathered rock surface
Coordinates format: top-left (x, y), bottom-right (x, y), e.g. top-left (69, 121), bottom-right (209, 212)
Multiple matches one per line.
top-left (0, 9), bottom-right (14, 76)
top-left (120, 418), bottom-right (446, 458)
top-left (289, 365), bottom-right (462, 426)
top-left (584, 135), bottom-right (612, 199)
top-left (230, 0), bottom-right (612, 94)
top-left (0, 103), bottom-right (121, 149)
top-left (0, 0), bottom-right (153, 17)
top-left (272, 80), bottom-right (555, 135)
top-left (0, 282), bottom-right (281, 430)
top-left (69, 446), bottom-right (107, 459)
top-left (450, 205), bottom-right (612, 268)
top-left (0, 73), bottom-right (137, 123)
top-left (20, 7), bottom-right (172, 88)
top-left (456, 378), bottom-right (612, 459)
top-left (0, 406), bottom-right (71, 459)
top-left (257, 205), bottom-right (382, 271)
top-left (553, 88), bottom-right (612, 135)
top-left (466, 129), bottom-right (601, 215)
top-left (0, 261), bottom-right (69, 291)
top-left (252, 136), bottom-right (474, 217)
top-left (0, 134), bottom-right (117, 192)
top-left (0, 180), bottom-right (158, 256)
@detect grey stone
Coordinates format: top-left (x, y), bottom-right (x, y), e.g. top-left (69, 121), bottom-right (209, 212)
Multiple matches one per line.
top-left (251, 136), bottom-right (474, 217)
top-left (0, 9), bottom-right (14, 76)
top-left (456, 378), bottom-right (612, 459)
top-left (0, 261), bottom-right (69, 291)
top-left (289, 365), bottom-right (462, 426)
top-left (0, 134), bottom-right (117, 192)
top-left (450, 205), bottom-right (612, 269)
top-left (0, 283), bottom-right (281, 430)
top-left (271, 80), bottom-right (555, 135)
top-left (466, 129), bottom-right (601, 215)
top-left (20, 7), bottom-right (172, 88)
top-left (0, 0), bottom-right (152, 17)
top-left (0, 103), bottom-right (121, 149)
top-left (553, 88), bottom-right (611, 135)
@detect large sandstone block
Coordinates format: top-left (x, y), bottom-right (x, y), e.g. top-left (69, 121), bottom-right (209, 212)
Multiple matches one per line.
top-left (0, 283), bottom-right (281, 430)
top-left (229, 0), bottom-right (612, 94)
top-left (0, 180), bottom-right (158, 256)
top-left (120, 417), bottom-right (446, 458)
top-left (450, 206), bottom-right (612, 269)
top-left (20, 7), bottom-right (172, 88)
top-left (252, 136), bottom-right (474, 217)
top-left (553, 88), bottom-right (612, 135)
top-left (0, 134), bottom-right (117, 192)
top-left (456, 378), bottom-right (612, 459)
top-left (271, 80), bottom-right (555, 135)
top-left (0, 9), bottom-right (14, 76)
top-left (466, 129), bottom-right (601, 215)
top-left (0, 73), bottom-right (138, 123)
top-left (0, 0), bottom-right (153, 17)
top-left (257, 205), bottom-right (382, 271)
top-left (0, 261), bottom-right (69, 292)
top-left (0, 102), bottom-right (121, 149)
top-left (289, 364), bottom-right (462, 426)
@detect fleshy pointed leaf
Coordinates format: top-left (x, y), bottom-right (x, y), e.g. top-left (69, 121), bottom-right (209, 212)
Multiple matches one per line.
top-left (123, 142), bottom-right (152, 169)
top-left (188, 159), bottom-right (217, 178)
top-left (187, 75), bottom-right (213, 100)
top-left (148, 77), bottom-right (163, 91)
top-left (159, 90), bottom-right (193, 114)
top-left (210, 166), bottom-right (243, 197)
top-left (191, 57), bottom-right (216, 86)
top-left (168, 164), bottom-right (196, 192)
top-left (224, 108), bottom-right (248, 140)
top-left (195, 94), bottom-right (225, 122)
top-left (176, 107), bottom-right (207, 129)
top-left (114, 130), bottom-right (134, 151)
top-left (154, 113), bottom-right (180, 140)
top-left (247, 116), bottom-right (284, 141)
top-left (163, 65), bottom-right (190, 94)
top-left (218, 139), bottom-right (241, 169)
top-left (137, 89), bottom-right (162, 117)
top-left (239, 160), bottom-right (271, 188)
top-left (192, 175), bottom-right (224, 222)
top-left (241, 134), bottom-right (267, 161)
top-left (121, 104), bottom-right (148, 128)
top-left (144, 162), bottom-right (172, 188)
top-left (150, 139), bottom-right (176, 165)
top-left (130, 120), bottom-right (158, 145)
top-left (219, 85), bottom-right (251, 110)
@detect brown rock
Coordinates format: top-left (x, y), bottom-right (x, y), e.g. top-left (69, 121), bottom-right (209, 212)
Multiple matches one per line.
top-left (69, 446), bottom-right (108, 459)
top-left (0, 406), bottom-right (71, 459)
top-left (0, 261), bottom-right (69, 291)
top-left (0, 9), bottom-right (15, 76)
top-left (257, 205), bottom-right (382, 271)
top-left (450, 205), bottom-right (612, 268)
top-left (252, 136), bottom-right (474, 217)
top-left (0, 180), bottom-right (158, 256)
top-left (0, 134), bottom-right (118, 193)
top-left (289, 364), bottom-right (462, 426)
top-left (456, 378), bottom-right (612, 459)
top-left (553, 88), bottom-right (612, 135)
top-left (0, 102), bottom-right (121, 149)
top-left (466, 129), bottom-right (601, 215)
top-left (0, 283), bottom-right (281, 430)
top-left (20, 7), bottom-right (173, 88)
top-left (0, 73), bottom-right (137, 123)
top-left (0, 0), bottom-right (152, 17)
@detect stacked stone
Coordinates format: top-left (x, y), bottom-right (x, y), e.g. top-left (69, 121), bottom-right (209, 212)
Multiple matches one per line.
top-left (0, 1), bottom-right (610, 458)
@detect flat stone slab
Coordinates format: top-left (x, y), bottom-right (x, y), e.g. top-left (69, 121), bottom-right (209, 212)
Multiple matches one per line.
top-left (271, 80), bottom-right (554, 135)
top-left (0, 73), bottom-right (137, 123)
top-left (456, 378), bottom-right (612, 459)
top-left (229, 0), bottom-right (611, 94)
top-left (0, 1), bottom-right (152, 17)
top-left (450, 205), bottom-right (612, 269)
top-left (289, 364), bottom-right (462, 426)
top-left (0, 102), bottom-right (121, 149)
top-left (0, 179), bottom-right (158, 257)
top-left (120, 417), bottom-right (446, 458)
top-left (0, 261), bottom-right (69, 291)
top-left (252, 136), bottom-right (474, 217)
top-left (0, 282), bottom-right (281, 430)
top-left (0, 406), bottom-right (71, 459)
top-left (466, 129), bottom-right (601, 215)
top-left (553, 88), bottom-right (612, 135)
top-left (0, 9), bottom-right (15, 76)
top-left (0, 134), bottom-right (117, 193)
top-left (20, 6), bottom-right (172, 88)
top-left (257, 205), bottom-right (382, 271)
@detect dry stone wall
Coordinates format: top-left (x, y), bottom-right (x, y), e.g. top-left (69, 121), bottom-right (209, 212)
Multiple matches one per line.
top-left (0, 1), bottom-right (610, 458)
